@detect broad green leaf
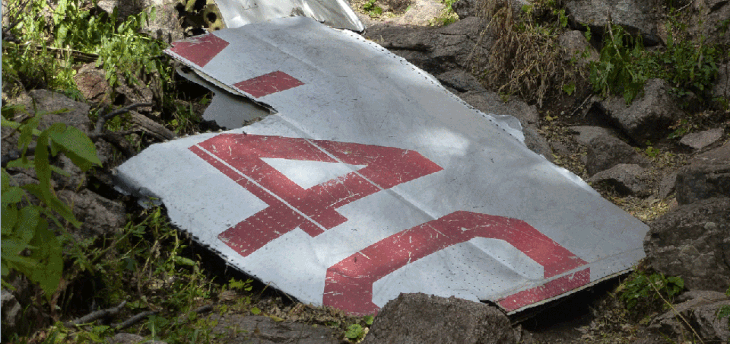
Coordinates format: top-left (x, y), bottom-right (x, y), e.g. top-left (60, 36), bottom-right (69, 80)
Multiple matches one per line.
top-left (49, 124), bottom-right (101, 171)
top-left (26, 219), bottom-right (63, 301)
top-left (18, 116), bottom-right (41, 150)
top-left (5, 158), bottom-right (34, 170)
top-left (17, 206), bottom-right (41, 245)
top-left (1, 169), bottom-right (10, 191)
top-left (2, 186), bottom-right (25, 205)
top-left (2, 205), bottom-right (19, 233)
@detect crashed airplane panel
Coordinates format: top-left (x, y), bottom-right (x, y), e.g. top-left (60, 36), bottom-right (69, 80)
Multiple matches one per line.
top-left (115, 17), bottom-right (649, 315)
top-left (213, 0), bottom-right (364, 31)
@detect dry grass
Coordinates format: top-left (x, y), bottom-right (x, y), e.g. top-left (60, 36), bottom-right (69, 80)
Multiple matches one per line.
top-left (476, 0), bottom-right (584, 107)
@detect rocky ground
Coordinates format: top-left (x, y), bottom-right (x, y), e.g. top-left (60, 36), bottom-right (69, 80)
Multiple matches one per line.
top-left (1, 0), bottom-right (729, 343)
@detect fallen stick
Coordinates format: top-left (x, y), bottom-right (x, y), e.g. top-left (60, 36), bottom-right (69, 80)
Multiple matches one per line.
top-left (64, 301), bottom-right (127, 328)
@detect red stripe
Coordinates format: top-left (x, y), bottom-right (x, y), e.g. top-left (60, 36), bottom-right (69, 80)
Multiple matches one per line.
top-left (234, 71), bottom-right (304, 98)
top-left (167, 34), bottom-right (228, 68)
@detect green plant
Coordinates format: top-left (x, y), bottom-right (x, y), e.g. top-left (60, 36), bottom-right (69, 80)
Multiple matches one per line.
top-left (619, 271), bottom-right (684, 312)
top-left (345, 324), bottom-right (366, 341)
top-left (588, 24), bottom-right (651, 104)
top-left (643, 141), bottom-right (661, 158)
top-left (717, 286), bottom-right (730, 332)
top-left (1, 105), bottom-right (102, 299)
top-left (363, 0), bottom-right (383, 16)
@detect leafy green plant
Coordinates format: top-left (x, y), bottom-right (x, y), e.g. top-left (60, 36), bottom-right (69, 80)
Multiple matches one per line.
top-left (363, 0), bottom-right (383, 16)
top-left (345, 324), bottom-right (366, 341)
top-left (1, 106), bottom-right (102, 299)
top-left (717, 286), bottom-right (730, 331)
top-left (619, 271), bottom-right (684, 311)
top-left (588, 24), bottom-right (651, 104)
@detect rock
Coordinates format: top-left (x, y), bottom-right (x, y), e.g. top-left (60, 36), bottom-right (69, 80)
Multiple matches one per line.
top-left (1, 289), bottom-right (22, 339)
top-left (452, 0), bottom-right (475, 19)
top-left (557, 30), bottom-right (599, 67)
top-left (366, 17), bottom-right (492, 75)
top-left (568, 125), bottom-right (614, 146)
top-left (362, 293), bottom-right (516, 344)
top-left (568, 125), bottom-right (616, 146)
top-left (208, 314), bottom-right (339, 343)
top-left (697, 0), bottom-right (730, 47)
top-left (680, 128), bottom-right (724, 150)
top-left (458, 90), bottom-right (552, 160)
top-left (142, 0), bottom-right (185, 44)
top-left (437, 70), bottom-right (487, 93)
top-left (74, 63), bottom-right (113, 106)
top-left (599, 79), bottom-right (684, 144)
top-left (657, 171), bottom-right (677, 199)
top-left (386, 0), bottom-right (412, 13)
top-left (106, 333), bottom-right (147, 344)
top-left (585, 132), bottom-right (649, 176)
top-left (675, 142), bottom-right (730, 205)
top-left (587, 163), bottom-right (648, 196)
top-left (20, 90), bottom-right (92, 135)
top-left (58, 189), bottom-right (127, 239)
top-left (96, 0), bottom-right (147, 20)
top-left (385, 0), bottom-right (444, 26)
top-left (649, 290), bottom-right (730, 343)
top-left (713, 63), bottom-right (729, 103)
top-left (565, 0), bottom-right (661, 45)
top-left (644, 197), bottom-right (730, 292)
top-left (54, 155), bottom-right (87, 190)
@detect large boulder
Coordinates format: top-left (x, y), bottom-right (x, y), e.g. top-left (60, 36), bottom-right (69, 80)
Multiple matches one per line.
top-left (565, 0), bottom-right (661, 45)
top-left (365, 17), bottom-right (493, 76)
top-left (649, 290), bottom-right (730, 343)
top-left (599, 79), bottom-right (684, 144)
top-left (584, 131), bottom-right (649, 176)
top-left (675, 142), bottom-right (730, 205)
top-left (644, 197), bottom-right (730, 292)
top-left (362, 293), bottom-right (516, 344)
top-left (557, 30), bottom-right (599, 67)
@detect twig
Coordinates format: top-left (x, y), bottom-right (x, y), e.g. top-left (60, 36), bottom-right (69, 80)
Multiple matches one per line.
top-left (570, 94), bottom-right (593, 117)
top-left (64, 301), bottom-right (127, 327)
top-left (93, 102), bottom-right (153, 136)
top-left (648, 281), bottom-right (705, 344)
top-left (113, 310), bottom-right (158, 331)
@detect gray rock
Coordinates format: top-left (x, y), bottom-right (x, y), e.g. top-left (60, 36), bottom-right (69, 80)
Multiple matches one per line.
top-left (452, 0), bottom-right (475, 19)
top-left (386, 0), bottom-right (444, 26)
top-left (54, 155), bottom-right (87, 190)
top-left (362, 293), bottom-right (516, 344)
top-left (209, 314), bottom-right (339, 343)
top-left (565, 0), bottom-right (661, 45)
top-left (587, 163), bottom-right (648, 196)
top-left (644, 197), bottom-right (730, 293)
top-left (585, 132), bottom-right (649, 176)
top-left (437, 70), bottom-right (486, 93)
top-left (386, 0), bottom-right (411, 13)
top-left (459, 91), bottom-right (539, 127)
top-left (366, 17), bottom-right (492, 76)
top-left (712, 63), bottom-right (729, 103)
top-left (1, 289), bottom-right (22, 339)
top-left (568, 125), bottom-right (616, 146)
top-left (20, 90), bottom-right (92, 135)
top-left (599, 79), bottom-right (684, 144)
top-left (458, 90), bottom-right (551, 160)
top-left (649, 291), bottom-right (730, 343)
top-left (657, 171), bottom-right (677, 199)
top-left (697, 0), bottom-right (730, 47)
top-left (557, 30), bottom-right (599, 67)
top-left (58, 189), bottom-right (127, 239)
top-left (106, 333), bottom-right (147, 344)
top-left (680, 128), bottom-right (724, 150)
top-left (675, 142), bottom-right (730, 205)
top-left (142, 0), bottom-right (185, 44)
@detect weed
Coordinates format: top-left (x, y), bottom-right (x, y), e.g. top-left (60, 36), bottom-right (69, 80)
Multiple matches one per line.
top-left (363, 0), bottom-right (383, 17)
top-left (618, 271), bottom-right (684, 315)
top-left (480, 0), bottom-right (584, 107)
top-left (588, 12), bottom-right (720, 104)
top-left (2, 105), bottom-right (102, 300)
top-left (717, 286), bottom-right (730, 331)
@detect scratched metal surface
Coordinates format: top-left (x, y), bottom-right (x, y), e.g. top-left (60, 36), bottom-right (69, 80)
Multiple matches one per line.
top-left (213, 0), bottom-right (364, 31)
top-left (115, 17), bottom-right (648, 315)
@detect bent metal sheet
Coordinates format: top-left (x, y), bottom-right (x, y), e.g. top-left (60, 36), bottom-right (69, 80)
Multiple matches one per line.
top-left (115, 17), bottom-right (649, 315)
